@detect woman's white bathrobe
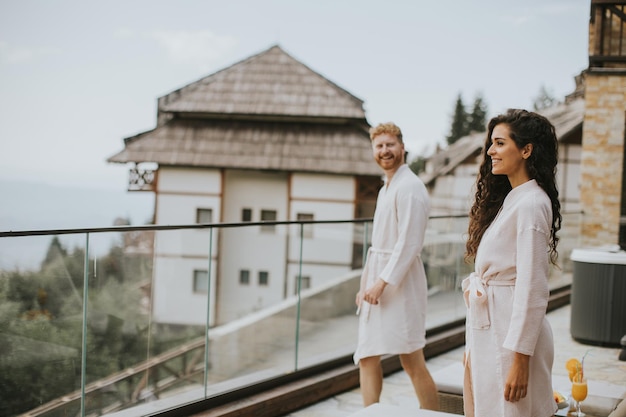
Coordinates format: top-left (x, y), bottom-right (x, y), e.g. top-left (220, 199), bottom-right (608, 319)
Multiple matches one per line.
top-left (463, 179), bottom-right (557, 417)
top-left (354, 164), bottom-right (430, 364)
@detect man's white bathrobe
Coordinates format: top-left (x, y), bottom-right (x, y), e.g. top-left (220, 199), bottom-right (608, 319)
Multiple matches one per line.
top-left (463, 179), bottom-right (557, 417)
top-left (354, 164), bottom-right (430, 364)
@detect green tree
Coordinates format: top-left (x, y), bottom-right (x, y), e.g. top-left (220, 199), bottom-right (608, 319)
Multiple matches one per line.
top-left (446, 93), bottom-right (468, 145)
top-left (467, 93), bottom-right (488, 133)
top-left (41, 236), bottom-right (67, 268)
top-left (532, 85), bottom-right (557, 111)
top-left (408, 145), bottom-right (431, 175)
top-left (0, 236), bottom-right (154, 416)
top-left (0, 269), bottom-right (79, 416)
top-left (409, 155), bottom-right (426, 175)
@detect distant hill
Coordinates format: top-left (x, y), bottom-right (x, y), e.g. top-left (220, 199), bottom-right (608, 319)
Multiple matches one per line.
top-left (0, 180), bottom-right (153, 270)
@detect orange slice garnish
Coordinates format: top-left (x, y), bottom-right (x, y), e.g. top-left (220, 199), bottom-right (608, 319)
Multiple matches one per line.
top-left (566, 358), bottom-right (581, 373)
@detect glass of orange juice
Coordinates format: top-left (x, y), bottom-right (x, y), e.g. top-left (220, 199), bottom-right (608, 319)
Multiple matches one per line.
top-left (571, 373), bottom-right (588, 416)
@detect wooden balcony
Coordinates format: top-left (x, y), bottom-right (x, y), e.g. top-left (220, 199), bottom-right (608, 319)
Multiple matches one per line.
top-left (589, 1), bottom-right (626, 70)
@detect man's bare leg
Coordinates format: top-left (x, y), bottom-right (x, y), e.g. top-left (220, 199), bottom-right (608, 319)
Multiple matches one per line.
top-left (358, 355), bottom-right (383, 406)
top-left (399, 349), bottom-right (440, 410)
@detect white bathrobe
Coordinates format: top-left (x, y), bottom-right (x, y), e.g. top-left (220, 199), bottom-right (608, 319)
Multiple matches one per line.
top-left (463, 179), bottom-right (557, 417)
top-left (353, 164), bottom-right (430, 364)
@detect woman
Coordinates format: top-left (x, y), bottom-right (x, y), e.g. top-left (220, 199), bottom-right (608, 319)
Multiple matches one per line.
top-left (463, 109), bottom-right (561, 417)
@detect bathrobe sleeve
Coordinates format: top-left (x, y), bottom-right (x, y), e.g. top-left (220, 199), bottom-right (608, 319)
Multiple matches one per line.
top-left (502, 193), bottom-right (552, 355)
top-left (378, 174), bottom-right (429, 287)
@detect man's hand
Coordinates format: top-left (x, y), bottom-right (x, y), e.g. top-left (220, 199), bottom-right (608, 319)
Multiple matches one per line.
top-left (363, 278), bottom-right (387, 305)
top-left (504, 352), bottom-right (530, 402)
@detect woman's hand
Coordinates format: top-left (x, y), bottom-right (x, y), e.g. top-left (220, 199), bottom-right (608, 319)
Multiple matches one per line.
top-left (363, 278), bottom-right (387, 305)
top-left (504, 352), bottom-right (530, 402)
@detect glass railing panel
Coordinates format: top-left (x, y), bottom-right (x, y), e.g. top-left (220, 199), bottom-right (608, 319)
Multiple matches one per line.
top-left (423, 216), bottom-right (471, 328)
top-left (78, 230), bottom-right (159, 416)
top-left (3, 214), bottom-right (534, 416)
top-left (558, 211), bottom-right (583, 274)
top-left (292, 220), bottom-right (363, 368)
top-left (0, 233), bottom-right (88, 417)
top-left (140, 228), bottom-right (215, 404)
top-left (205, 223), bottom-right (299, 382)
top-left (294, 216), bottom-right (471, 367)
top-left (541, 211), bottom-right (581, 288)
top-left (41, 227), bottom-right (215, 417)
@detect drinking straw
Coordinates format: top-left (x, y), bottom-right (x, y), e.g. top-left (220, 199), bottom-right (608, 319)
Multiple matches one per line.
top-left (581, 348), bottom-right (592, 378)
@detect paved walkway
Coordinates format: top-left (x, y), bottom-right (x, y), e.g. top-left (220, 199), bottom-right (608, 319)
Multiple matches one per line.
top-left (286, 304), bottom-right (626, 417)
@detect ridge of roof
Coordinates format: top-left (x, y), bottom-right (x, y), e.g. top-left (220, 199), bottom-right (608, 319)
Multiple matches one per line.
top-left (419, 133), bottom-right (484, 185)
top-left (156, 44), bottom-right (366, 120)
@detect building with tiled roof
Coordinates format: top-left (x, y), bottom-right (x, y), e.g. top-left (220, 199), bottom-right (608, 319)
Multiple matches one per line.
top-left (108, 45), bottom-right (382, 326)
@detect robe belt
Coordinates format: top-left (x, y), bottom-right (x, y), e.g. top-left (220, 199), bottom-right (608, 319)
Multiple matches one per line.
top-left (358, 247), bottom-right (389, 321)
top-left (462, 272), bottom-right (516, 330)
top-left (367, 247), bottom-right (392, 255)
top-left (358, 247), bottom-right (399, 321)
top-left (360, 247), bottom-right (391, 292)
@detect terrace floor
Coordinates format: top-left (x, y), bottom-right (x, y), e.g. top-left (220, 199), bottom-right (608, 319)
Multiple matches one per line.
top-left (285, 303), bottom-right (626, 417)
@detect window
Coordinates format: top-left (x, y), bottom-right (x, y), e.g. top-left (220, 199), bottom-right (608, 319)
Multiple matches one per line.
top-left (242, 208), bottom-right (252, 222)
top-left (296, 213), bottom-right (314, 238)
top-left (193, 270), bottom-right (209, 293)
top-left (196, 208), bottom-right (213, 224)
top-left (294, 275), bottom-right (311, 294)
top-left (239, 269), bottom-right (250, 285)
top-left (258, 271), bottom-right (269, 286)
top-left (260, 209), bottom-right (277, 233)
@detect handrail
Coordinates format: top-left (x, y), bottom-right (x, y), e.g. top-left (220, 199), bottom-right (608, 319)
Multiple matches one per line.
top-left (0, 211), bottom-right (585, 238)
top-left (0, 214), bottom-right (475, 238)
top-left (0, 218), bottom-right (372, 237)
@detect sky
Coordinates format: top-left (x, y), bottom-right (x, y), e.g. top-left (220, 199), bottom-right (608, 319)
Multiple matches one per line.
top-left (0, 0), bottom-right (590, 191)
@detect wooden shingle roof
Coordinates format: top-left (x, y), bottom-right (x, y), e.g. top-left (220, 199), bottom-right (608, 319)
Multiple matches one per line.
top-left (109, 119), bottom-right (380, 175)
top-left (108, 45), bottom-right (379, 176)
top-left (157, 45), bottom-right (366, 120)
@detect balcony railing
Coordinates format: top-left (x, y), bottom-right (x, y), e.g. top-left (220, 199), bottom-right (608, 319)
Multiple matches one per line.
top-left (0, 213), bottom-right (581, 417)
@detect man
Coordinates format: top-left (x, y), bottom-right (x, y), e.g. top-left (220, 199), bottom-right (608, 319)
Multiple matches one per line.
top-left (354, 122), bottom-right (439, 410)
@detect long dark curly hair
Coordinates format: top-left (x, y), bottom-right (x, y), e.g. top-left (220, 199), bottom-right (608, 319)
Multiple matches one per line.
top-left (465, 109), bottom-right (562, 265)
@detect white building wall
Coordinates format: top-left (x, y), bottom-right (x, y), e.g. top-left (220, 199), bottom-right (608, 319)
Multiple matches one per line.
top-left (158, 167), bottom-right (222, 195)
top-left (152, 167), bottom-right (221, 326)
top-left (288, 173), bottom-right (356, 296)
top-left (152, 256), bottom-right (218, 325)
top-left (151, 168), bottom-right (364, 326)
top-left (218, 170), bottom-right (289, 323)
top-left (290, 173), bottom-right (355, 200)
top-left (429, 170), bottom-right (476, 215)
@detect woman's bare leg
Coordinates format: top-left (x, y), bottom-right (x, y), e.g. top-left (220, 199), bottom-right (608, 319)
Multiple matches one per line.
top-left (359, 355), bottom-right (383, 406)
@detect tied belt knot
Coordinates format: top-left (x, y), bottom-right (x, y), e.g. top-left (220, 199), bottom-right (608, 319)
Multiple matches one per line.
top-left (462, 272), bottom-right (515, 329)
